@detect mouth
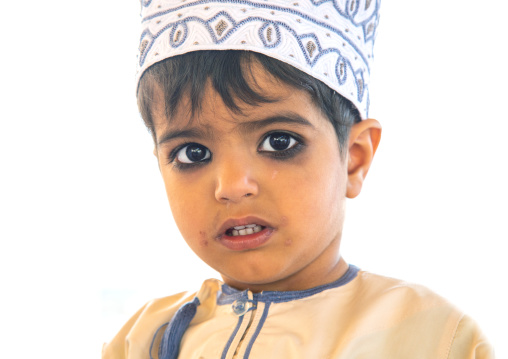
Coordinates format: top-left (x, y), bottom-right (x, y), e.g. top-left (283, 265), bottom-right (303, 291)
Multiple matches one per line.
top-left (225, 224), bottom-right (265, 237)
top-left (217, 217), bottom-right (274, 251)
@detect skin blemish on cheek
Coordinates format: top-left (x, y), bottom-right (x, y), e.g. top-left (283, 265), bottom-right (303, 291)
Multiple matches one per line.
top-left (285, 238), bottom-right (293, 246)
top-left (280, 216), bottom-right (288, 226)
top-left (199, 231), bottom-right (208, 247)
top-left (271, 170), bottom-right (278, 179)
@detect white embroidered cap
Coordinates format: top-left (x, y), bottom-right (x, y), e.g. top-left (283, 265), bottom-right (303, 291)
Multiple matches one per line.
top-left (137, 0), bottom-right (380, 119)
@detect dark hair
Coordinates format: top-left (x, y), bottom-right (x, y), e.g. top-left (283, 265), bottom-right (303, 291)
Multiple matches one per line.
top-left (137, 50), bottom-right (361, 153)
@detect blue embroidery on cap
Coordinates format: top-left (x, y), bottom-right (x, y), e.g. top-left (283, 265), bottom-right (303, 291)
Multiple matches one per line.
top-left (355, 70), bottom-right (365, 101)
top-left (137, 1), bottom-right (380, 118)
top-left (141, 3), bottom-right (375, 65)
top-left (363, 17), bottom-right (377, 41)
top-left (169, 22), bottom-right (188, 47)
top-left (259, 21), bottom-right (281, 48)
top-left (142, 0), bottom-right (377, 27)
top-left (298, 33), bottom-right (322, 62)
top-left (142, 1), bottom-right (378, 33)
top-left (138, 12), bottom-right (367, 92)
top-left (346, 0), bottom-right (359, 18)
top-left (138, 30), bottom-right (155, 66)
top-left (335, 56), bottom-right (348, 84)
top-left (206, 11), bottom-right (238, 41)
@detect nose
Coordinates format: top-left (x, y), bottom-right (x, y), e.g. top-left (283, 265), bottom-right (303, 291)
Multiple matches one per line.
top-left (214, 155), bottom-right (259, 203)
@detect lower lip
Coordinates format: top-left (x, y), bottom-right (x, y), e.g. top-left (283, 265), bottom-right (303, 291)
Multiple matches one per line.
top-left (218, 228), bottom-right (274, 251)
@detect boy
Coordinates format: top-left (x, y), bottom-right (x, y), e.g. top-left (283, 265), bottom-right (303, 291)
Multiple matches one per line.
top-left (103, 1), bottom-right (493, 358)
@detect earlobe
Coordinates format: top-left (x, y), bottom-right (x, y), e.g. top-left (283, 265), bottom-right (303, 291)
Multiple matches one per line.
top-left (346, 118), bottom-right (382, 199)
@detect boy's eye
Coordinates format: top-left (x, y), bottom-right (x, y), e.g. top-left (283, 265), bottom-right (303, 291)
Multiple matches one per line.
top-left (259, 133), bottom-right (298, 152)
top-left (176, 143), bottom-right (211, 163)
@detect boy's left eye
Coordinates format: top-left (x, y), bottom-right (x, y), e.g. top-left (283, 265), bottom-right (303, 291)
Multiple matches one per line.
top-left (175, 143), bottom-right (211, 164)
top-left (259, 132), bottom-right (298, 152)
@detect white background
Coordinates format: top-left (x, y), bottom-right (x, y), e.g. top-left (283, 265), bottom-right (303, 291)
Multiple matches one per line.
top-left (1, 1), bottom-right (506, 357)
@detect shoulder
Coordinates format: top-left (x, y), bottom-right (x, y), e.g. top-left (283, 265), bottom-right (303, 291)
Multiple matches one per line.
top-left (347, 270), bottom-right (494, 358)
top-left (101, 291), bottom-right (193, 359)
top-left (101, 279), bottom-right (221, 359)
top-left (448, 314), bottom-right (495, 359)
top-left (352, 270), bottom-right (458, 309)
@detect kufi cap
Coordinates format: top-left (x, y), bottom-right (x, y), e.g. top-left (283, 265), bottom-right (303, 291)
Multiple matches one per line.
top-left (137, 0), bottom-right (380, 119)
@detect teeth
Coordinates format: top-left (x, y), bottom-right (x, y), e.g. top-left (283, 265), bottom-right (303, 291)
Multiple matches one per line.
top-left (233, 224), bottom-right (258, 230)
top-left (229, 224), bottom-right (263, 237)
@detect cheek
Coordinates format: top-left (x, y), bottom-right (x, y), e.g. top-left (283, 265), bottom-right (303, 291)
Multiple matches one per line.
top-left (276, 154), bottom-right (346, 229)
top-left (170, 197), bottom-right (216, 257)
top-left (163, 174), bottom-right (212, 239)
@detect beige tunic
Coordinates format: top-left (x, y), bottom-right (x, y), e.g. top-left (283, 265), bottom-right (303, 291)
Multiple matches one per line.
top-left (103, 267), bottom-right (494, 358)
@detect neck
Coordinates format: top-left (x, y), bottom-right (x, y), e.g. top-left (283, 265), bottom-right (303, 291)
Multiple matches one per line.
top-left (223, 256), bottom-right (349, 293)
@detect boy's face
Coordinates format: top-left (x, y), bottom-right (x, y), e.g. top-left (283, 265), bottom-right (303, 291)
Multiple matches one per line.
top-left (152, 63), bottom-right (352, 292)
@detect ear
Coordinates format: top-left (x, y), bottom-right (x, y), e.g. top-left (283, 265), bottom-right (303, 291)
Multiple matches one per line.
top-left (346, 118), bottom-right (382, 199)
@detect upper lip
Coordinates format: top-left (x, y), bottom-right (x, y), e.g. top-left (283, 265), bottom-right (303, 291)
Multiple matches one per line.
top-left (216, 216), bottom-right (274, 238)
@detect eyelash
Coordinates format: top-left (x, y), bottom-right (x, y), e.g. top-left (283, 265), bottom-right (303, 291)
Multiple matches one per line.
top-left (168, 132), bottom-right (304, 170)
top-left (167, 143), bottom-right (211, 170)
top-left (258, 131), bottom-right (304, 160)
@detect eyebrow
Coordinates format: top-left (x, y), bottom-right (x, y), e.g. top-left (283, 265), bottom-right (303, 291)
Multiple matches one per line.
top-left (238, 113), bottom-right (316, 132)
top-left (157, 127), bottom-right (208, 147)
top-left (157, 113), bottom-right (315, 146)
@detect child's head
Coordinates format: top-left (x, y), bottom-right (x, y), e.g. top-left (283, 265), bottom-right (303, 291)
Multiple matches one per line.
top-left (136, 0), bottom-right (381, 291)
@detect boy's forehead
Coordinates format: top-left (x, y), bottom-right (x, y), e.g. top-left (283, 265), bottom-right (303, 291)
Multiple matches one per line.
top-left (152, 97), bottom-right (316, 143)
top-left (151, 64), bottom-right (313, 133)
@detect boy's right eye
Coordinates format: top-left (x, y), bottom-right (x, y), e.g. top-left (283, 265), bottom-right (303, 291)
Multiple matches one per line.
top-left (174, 143), bottom-right (211, 164)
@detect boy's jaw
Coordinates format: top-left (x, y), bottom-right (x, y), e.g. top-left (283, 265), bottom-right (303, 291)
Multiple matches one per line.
top-left (216, 216), bottom-right (275, 251)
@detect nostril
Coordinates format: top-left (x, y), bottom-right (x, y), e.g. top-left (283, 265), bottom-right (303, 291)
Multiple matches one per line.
top-left (218, 193), bottom-right (253, 203)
